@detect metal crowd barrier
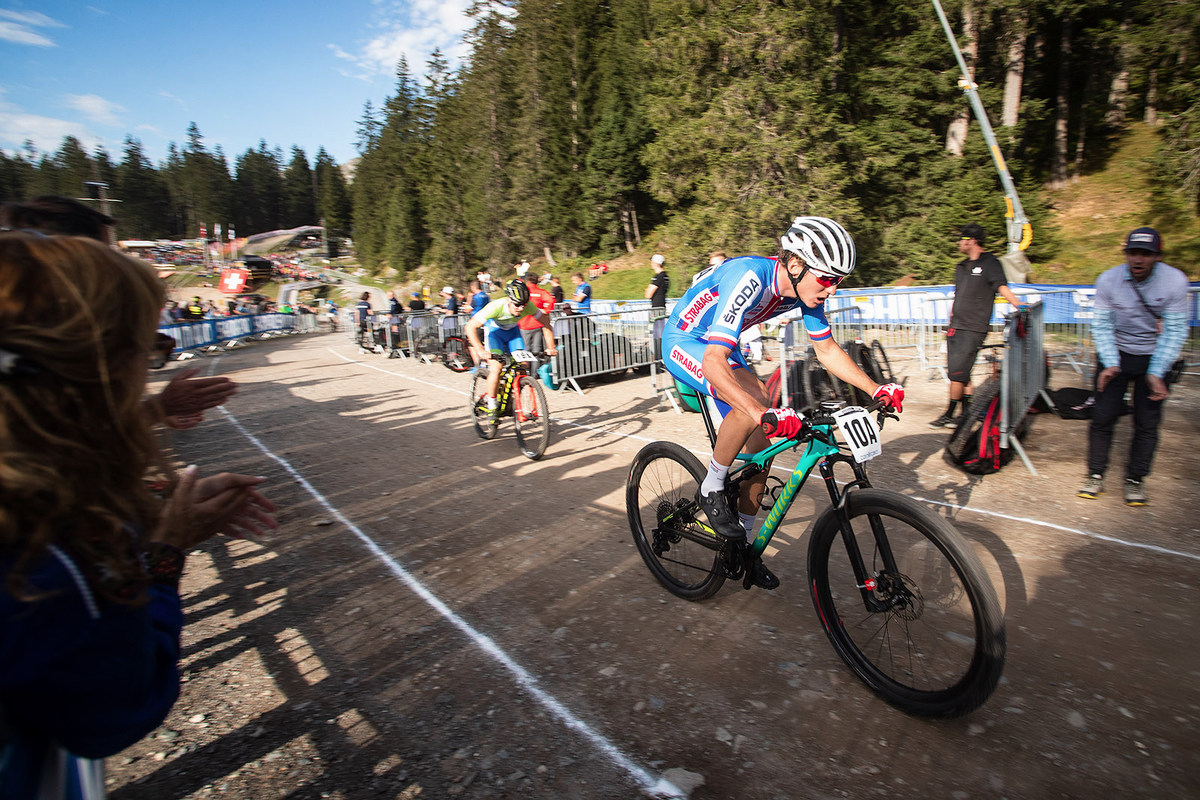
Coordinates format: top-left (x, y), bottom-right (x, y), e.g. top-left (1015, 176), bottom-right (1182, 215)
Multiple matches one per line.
top-left (349, 310), bottom-right (473, 359)
top-left (1023, 288), bottom-right (1094, 380)
top-left (550, 308), bottom-right (659, 394)
top-left (828, 289), bottom-right (955, 375)
top-left (999, 302), bottom-right (1048, 475)
top-left (160, 312), bottom-right (319, 358)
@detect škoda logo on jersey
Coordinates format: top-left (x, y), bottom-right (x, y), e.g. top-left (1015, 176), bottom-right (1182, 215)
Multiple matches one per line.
top-left (679, 288), bottom-right (719, 331)
top-left (721, 274), bottom-right (761, 327)
top-left (670, 346), bottom-right (704, 383)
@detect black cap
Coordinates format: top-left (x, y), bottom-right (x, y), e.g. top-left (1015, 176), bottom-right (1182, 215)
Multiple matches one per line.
top-left (1124, 227), bottom-right (1162, 253)
top-left (960, 223), bottom-right (986, 243)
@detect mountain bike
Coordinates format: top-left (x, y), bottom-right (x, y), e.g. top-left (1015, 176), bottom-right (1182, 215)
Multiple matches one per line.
top-left (625, 399), bottom-right (1006, 718)
top-left (470, 351), bottom-right (551, 459)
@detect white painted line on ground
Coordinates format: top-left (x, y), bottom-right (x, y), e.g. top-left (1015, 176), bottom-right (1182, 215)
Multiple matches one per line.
top-left (915, 497), bottom-right (1200, 562)
top-left (328, 347), bottom-right (1200, 563)
top-left (217, 404), bottom-right (686, 800)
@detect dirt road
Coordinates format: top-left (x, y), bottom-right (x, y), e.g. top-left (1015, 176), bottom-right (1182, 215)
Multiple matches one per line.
top-left (108, 330), bottom-right (1200, 799)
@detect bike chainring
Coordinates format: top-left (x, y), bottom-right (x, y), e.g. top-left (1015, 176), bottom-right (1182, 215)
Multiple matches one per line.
top-left (720, 540), bottom-right (746, 580)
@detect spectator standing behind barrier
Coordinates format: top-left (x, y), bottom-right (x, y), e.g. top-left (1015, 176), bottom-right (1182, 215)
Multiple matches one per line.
top-left (519, 272), bottom-right (556, 356)
top-left (386, 290), bottom-right (403, 315)
top-left (0, 232), bottom-right (277, 797)
top-left (182, 295), bottom-right (205, 321)
top-left (571, 272), bottom-right (592, 314)
top-left (438, 286), bottom-right (460, 315)
top-left (408, 293), bottom-right (426, 311)
top-left (470, 280), bottom-right (489, 314)
top-left (645, 253), bottom-right (670, 357)
top-left (1078, 227), bottom-right (1190, 506)
top-left (355, 291), bottom-right (372, 346)
top-left (549, 276), bottom-right (565, 303)
top-left (929, 223), bottom-right (1025, 429)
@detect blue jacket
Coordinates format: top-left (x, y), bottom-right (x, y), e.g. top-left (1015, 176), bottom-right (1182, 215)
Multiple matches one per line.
top-left (1, 547), bottom-right (183, 795)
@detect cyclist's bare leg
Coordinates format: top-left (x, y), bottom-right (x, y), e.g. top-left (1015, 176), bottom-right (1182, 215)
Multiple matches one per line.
top-left (710, 369), bottom-right (773, 514)
top-left (484, 354), bottom-right (503, 400)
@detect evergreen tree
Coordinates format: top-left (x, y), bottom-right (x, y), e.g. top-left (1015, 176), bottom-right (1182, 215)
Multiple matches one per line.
top-left (314, 147), bottom-right (352, 238)
top-left (114, 137), bottom-right (172, 238)
top-left (282, 146), bottom-right (316, 228)
top-left (234, 141), bottom-right (284, 236)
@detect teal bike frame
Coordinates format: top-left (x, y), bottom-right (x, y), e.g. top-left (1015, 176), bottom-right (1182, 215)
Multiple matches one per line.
top-left (725, 427), bottom-right (842, 559)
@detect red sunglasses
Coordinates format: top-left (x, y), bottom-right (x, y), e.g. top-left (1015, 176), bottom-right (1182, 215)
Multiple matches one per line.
top-left (805, 267), bottom-right (844, 288)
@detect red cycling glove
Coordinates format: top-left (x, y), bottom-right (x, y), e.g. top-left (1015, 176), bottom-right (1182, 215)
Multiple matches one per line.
top-left (760, 407), bottom-right (805, 439)
top-left (872, 383), bottom-right (905, 412)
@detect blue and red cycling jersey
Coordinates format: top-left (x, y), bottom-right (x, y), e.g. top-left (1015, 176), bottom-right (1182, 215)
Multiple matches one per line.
top-left (666, 255), bottom-right (831, 347)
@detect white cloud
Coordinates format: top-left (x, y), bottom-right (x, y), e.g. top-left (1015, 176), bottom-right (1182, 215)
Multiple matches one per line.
top-left (0, 9), bottom-right (64, 47)
top-left (158, 90), bottom-right (187, 109)
top-left (63, 93), bottom-right (125, 126)
top-left (0, 90), bottom-right (99, 154)
top-left (330, 0), bottom-right (473, 80)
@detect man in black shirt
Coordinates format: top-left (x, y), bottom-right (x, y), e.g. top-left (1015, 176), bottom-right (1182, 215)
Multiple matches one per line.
top-left (645, 253), bottom-right (669, 358)
top-left (645, 253), bottom-right (669, 308)
top-left (930, 223), bottom-right (1025, 428)
top-left (386, 290), bottom-right (403, 315)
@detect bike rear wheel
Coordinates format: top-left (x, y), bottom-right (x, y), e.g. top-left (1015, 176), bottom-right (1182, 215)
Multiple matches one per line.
top-left (442, 336), bottom-right (471, 372)
top-left (513, 375), bottom-right (550, 459)
top-left (808, 489), bottom-right (1005, 718)
top-left (870, 340), bottom-right (895, 384)
top-left (470, 370), bottom-right (498, 440)
top-left (946, 377), bottom-right (1001, 463)
top-left (802, 351), bottom-right (842, 409)
top-left (845, 342), bottom-right (874, 405)
top-left (626, 442), bottom-right (726, 600)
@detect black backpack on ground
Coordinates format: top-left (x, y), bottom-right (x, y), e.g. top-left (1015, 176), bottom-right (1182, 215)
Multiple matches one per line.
top-left (944, 379), bottom-right (1021, 475)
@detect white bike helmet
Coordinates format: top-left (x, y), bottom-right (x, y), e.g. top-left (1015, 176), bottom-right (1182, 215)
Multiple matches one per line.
top-left (779, 216), bottom-right (856, 277)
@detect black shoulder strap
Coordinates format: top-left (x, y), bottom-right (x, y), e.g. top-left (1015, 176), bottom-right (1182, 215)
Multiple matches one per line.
top-left (1127, 269), bottom-right (1161, 320)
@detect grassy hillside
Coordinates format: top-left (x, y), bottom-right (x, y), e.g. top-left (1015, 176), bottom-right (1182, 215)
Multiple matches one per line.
top-left (578, 124), bottom-right (1197, 296)
top-left (1033, 122), bottom-right (1199, 283)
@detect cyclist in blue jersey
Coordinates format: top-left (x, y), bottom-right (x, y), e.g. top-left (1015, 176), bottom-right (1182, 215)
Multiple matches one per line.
top-left (465, 279), bottom-right (558, 417)
top-left (663, 216), bottom-right (904, 589)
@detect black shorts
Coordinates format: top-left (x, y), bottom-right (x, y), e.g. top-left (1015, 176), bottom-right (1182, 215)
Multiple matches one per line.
top-left (946, 328), bottom-right (987, 384)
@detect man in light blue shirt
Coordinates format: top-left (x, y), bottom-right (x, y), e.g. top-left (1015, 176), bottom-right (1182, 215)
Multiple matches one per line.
top-left (1079, 227), bottom-right (1190, 505)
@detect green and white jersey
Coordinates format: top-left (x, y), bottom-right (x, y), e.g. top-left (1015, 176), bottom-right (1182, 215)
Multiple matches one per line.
top-left (471, 297), bottom-right (541, 330)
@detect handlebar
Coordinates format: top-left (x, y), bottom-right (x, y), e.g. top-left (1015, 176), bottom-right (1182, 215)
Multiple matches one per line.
top-left (761, 399), bottom-right (896, 441)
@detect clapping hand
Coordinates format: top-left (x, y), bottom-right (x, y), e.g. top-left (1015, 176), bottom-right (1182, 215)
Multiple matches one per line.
top-left (154, 466), bottom-right (278, 549)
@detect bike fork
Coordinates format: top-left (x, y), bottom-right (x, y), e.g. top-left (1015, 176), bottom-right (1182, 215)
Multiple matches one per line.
top-left (820, 459), bottom-right (895, 613)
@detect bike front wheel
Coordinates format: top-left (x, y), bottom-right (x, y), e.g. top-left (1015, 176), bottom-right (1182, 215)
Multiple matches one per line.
top-left (807, 489), bottom-right (1005, 718)
top-left (626, 442), bottom-right (726, 600)
top-left (442, 336), bottom-right (471, 372)
top-left (513, 375), bottom-right (550, 459)
top-left (470, 370), bottom-right (498, 440)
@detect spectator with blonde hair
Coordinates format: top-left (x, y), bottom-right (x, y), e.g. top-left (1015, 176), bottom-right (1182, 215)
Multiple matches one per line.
top-left (0, 233), bottom-right (277, 795)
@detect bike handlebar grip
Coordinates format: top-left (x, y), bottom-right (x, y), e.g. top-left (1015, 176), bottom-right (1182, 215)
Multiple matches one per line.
top-left (760, 412), bottom-right (778, 437)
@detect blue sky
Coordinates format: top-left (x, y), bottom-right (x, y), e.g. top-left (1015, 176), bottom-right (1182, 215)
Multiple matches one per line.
top-left (0, 0), bottom-right (474, 167)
